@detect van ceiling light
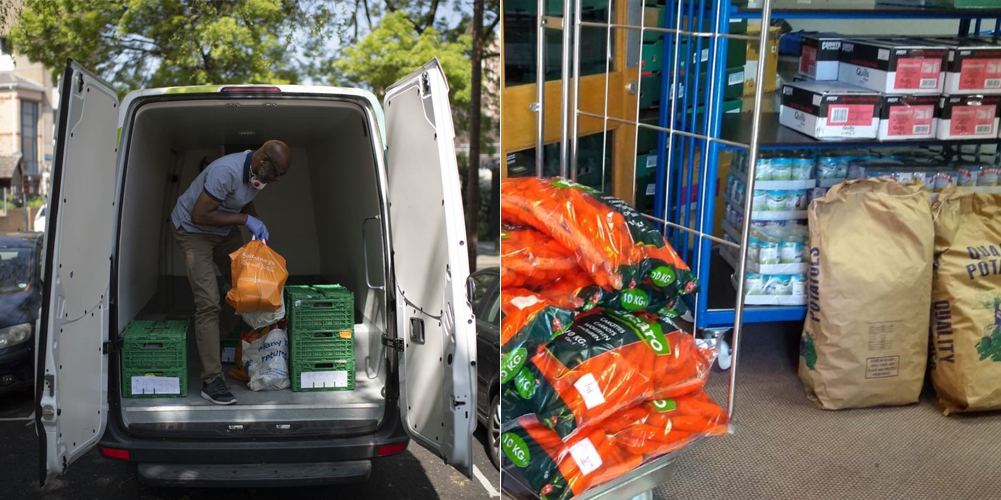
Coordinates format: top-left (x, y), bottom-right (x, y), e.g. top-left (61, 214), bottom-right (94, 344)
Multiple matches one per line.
top-left (221, 86), bottom-right (281, 93)
top-left (238, 131), bottom-right (256, 136)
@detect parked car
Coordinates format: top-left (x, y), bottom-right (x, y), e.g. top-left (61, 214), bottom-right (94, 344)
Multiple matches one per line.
top-left (0, 232), bottom-right (43, 394)
top-left (36, 59), bottom-right (476, 487)
top-left (33, 205), bottom-right (46, 232)
top-left (470, 267), bottom-right (500, 468)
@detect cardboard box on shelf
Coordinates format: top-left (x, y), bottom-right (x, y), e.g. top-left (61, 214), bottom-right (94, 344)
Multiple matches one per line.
top-left (878, 95), bottom-right (940, 141)
top-left (800, 35), bottom-right (842, 81)
top-left (913, 37), bottom-right (1001, 95)
top-left (936, 95), bottom-right (1001, 140)
top-left (779, 80), bottom-right (882, 140)
top-left (744, 25), bottom-right (781, 96)
top-left (838, 38), bottom-right (948, 94)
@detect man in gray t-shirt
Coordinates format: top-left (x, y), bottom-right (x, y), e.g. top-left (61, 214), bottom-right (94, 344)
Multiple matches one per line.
top-left (171, 140), bottom-right (291, 405)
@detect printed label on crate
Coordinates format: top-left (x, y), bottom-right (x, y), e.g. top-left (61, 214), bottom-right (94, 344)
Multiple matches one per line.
top-left (951, 106), bottom-right (996, 136)
top-left (301, 370), bottom-right (349, 388)
top-left (827, 104), bottom-right (875, 126)
top-left (894, 58), bottom-right (942, 90)
top-left (568, 438), bottom-right (603, 476)
top-left (339, 330), bottom-right (352, 339)
top-left (887, 106), bottom-right (935, 135)
top-left (221, 347), bottom-right (236, 363)
top-left (958, 59), bottom-right (1001, 90)
top-left (131, 376), bottom-right (181, 395)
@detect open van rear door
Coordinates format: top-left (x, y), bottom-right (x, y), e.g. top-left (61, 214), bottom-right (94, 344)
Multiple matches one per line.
top-left (36, 61), bottom-right (119, 485)
top-left (384, 59), bottom-right (476, 478)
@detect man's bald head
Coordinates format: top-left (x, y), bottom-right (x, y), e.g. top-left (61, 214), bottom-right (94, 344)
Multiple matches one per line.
top-left (262, 140), bottom-right (291, 171)
top-left (251, 140), bottom-right (291, 183)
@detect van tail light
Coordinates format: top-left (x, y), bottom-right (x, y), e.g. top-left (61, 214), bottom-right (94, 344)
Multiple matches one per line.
top-left (220, 86), bottom-right (281, 93)
top-left (377, 443), bottom-right (407, 456)
top-left (100, 447), bottom-right (130, 460)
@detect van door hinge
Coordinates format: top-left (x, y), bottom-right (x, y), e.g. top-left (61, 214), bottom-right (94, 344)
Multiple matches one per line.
top-left (381, 336), bottom-right (404, 350)
top-left (420, 73), bottom-right (431, 97)
top-left (102, 338), bottom-right (123, 354)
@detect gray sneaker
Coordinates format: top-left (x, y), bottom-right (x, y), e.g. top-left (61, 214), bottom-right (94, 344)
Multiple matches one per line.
top-left (201, 378), bottom-right (237, 405)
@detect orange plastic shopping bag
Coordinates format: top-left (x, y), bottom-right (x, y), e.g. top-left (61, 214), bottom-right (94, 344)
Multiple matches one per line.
top-left (225, 240), bottom-right (288, 313)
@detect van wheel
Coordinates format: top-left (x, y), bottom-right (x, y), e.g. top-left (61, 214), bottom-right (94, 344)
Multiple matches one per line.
top-left (488, 394), bottom-right (500, 468)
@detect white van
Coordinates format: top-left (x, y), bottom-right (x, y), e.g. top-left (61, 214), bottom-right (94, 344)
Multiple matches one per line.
top-left (35, 59), bottom-right (477, 486)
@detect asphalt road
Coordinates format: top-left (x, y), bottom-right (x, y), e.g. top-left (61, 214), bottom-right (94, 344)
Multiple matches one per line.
top-left (0, 389), bottom-right (500, 499)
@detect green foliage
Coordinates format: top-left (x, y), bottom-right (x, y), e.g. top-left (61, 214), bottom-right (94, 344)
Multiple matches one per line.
top-left (976, 297), bottom-right (1001, 362)
top-left (25, 195), bottom-right (45, 209)
top-left (332, 11), bottom-right (472, 106)
top-left (10, 0), bottom-right (335, 96)
top-left (801, 331), bottom-right (818, 370)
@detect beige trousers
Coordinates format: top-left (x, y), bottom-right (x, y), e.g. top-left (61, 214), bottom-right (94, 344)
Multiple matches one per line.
top-left (171, 225), bottom-right (243, 384)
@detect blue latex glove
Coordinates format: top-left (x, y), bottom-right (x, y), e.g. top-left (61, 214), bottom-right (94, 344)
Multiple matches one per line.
top-left (245, 215), bottom-right (269, 241)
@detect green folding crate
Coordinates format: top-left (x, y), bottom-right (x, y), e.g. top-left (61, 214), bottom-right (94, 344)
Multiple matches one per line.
top-left (286, 285), bottom-right (355, 331)
top-left (121, 319), bottom-right (189, 398)
top-left (291, 329), bottom-right (355, 361)
top-left (639, 73), bottom-right (662, 109)
top-left (122, 322), bottom-right (187, 372)
top-left (292, 359), bottom-right (355, 392)
top-left (642, 39), bottom-right (664, 73)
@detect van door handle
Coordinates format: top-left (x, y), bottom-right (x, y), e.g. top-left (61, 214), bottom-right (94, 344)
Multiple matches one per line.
top-left (362, 215), bottom-right (385, 291)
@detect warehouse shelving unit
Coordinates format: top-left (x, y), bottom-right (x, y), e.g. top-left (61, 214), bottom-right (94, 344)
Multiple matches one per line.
top-left (645, 3), bottom-right (1001, 333)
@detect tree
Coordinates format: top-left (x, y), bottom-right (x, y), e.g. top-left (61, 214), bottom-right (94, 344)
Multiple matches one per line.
top-left (331, 11), bottom-right (471, 106)
top-left (9, 0), bottom-right (335, 94)
top-left (465, 0), bottom-right (483, 272)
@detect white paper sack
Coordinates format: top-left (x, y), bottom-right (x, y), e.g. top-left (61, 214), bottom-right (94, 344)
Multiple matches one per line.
top-left (240, 296), bottom-right (286, 330)
top-left (242, 328), bottom-right (290, 391)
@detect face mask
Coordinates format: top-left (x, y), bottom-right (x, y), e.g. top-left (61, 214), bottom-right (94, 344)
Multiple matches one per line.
top-left (250, 161), bottom-right (268, 190)
top-left (250, 174), bottom-right (267, 190)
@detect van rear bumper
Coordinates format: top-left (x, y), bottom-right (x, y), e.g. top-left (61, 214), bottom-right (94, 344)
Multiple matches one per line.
top-left (99, 403), bottom-right (410, 468)
top-left (138, 461), bottom-right (372, 488)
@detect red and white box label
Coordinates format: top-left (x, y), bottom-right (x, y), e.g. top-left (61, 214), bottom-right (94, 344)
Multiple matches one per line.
top-left (801, 45), bottom-right (818, 77)
top-left (894, 58), bottom-right (942, 91)
top-left (827, 104), bottom-right (876, 127)
top-left (958, 59), bottom-right (1001, 91)
top-left (888, 105), bottom-right (932, 137)
top-left (950, 106), bottom-right (996, 137)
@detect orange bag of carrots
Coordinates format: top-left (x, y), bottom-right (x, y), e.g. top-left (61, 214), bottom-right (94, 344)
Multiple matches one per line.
top-left (225, 240), bottom-right (288, 313)
top-left (501, 415), bottom-right (641, 500)
top-left (501, 228), bottom-right (580, 289)
top-left (598, 390), bottom-right (729, 460)
top-left (503, 227), bottom-right (687, 317)
top-left (501, 177), bottom-right (697, 301)
top-left (503, 392), bottom-right (729, 500)
top-left (501, 289), bottom-right (576, 424)
top-left (512, 309), bottom-right (715, 439)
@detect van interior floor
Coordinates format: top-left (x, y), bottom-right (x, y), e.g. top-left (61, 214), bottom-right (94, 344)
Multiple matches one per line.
top-left (653, 322), bottom-right (1001, 500)
top-left (118, 279), bottom-right (386, 427)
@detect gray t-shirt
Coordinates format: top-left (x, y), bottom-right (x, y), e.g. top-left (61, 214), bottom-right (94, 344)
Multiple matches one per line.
top-left (171, 151), bottom-right (259, 236)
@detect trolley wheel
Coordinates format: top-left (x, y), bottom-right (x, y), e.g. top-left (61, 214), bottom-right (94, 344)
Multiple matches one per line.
top-left (715, 337), bottom-right (732, 371)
